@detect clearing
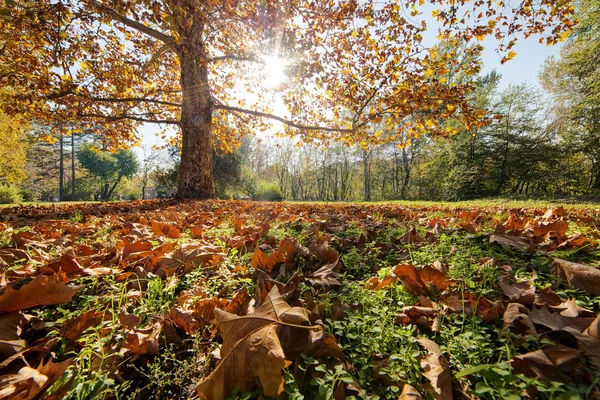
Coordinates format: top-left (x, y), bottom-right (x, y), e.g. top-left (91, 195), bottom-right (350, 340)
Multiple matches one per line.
top-left (0, 200), bottom-right (599, 399)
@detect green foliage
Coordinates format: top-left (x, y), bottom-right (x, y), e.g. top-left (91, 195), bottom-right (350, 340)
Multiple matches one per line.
top-left (78, 144), bottom-right (139, 200)
top-left (327, 283), bottom-right (420, 398)
top-left (0, 110), bottom-right (27, 184)
top-left (253, 181), bottom-right (283, 201)
top-left (0, 183), bottom-right (23, 204)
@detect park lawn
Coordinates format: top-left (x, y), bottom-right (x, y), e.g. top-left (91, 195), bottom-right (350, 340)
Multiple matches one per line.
top-left (0, 199), bottom-right (599, 399)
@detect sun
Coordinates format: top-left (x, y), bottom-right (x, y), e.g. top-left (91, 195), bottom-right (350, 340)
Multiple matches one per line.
top-left (262, 55), bottom-right (287, 86)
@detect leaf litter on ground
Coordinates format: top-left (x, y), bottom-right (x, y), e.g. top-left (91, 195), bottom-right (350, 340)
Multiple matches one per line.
top-left (0, 199), bottom-right (599, 399)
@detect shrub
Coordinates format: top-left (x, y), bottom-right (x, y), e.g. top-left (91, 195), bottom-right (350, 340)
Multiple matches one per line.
top-left (254, 181), bottom-right (283, 201)
top-left (0, 184), bottom-right (23, 204)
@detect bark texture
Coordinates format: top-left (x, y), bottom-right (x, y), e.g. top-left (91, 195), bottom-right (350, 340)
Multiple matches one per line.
top-left (177, 38), bottom-right (215, 199)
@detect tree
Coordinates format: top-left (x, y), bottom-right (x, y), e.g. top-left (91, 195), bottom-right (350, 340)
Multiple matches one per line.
top-left (540, 0), bottom-right (600, 190)
top-left (78, 145), bottom-right (138, 200)
top-left (138, 145), bottom-right (160, 200)
top-left (0, 0), bottom-right (576, 199)
top-left (0, 111), bottom-right (27, 184)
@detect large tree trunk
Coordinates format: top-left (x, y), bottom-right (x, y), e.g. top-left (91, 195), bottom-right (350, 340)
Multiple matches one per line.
top-left (59, 131), bottom-right (64, 202)
top-left (177, 42), bottom-right (215, 199)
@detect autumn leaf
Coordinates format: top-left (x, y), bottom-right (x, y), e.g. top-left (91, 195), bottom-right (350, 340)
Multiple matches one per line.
top-left (490, 233), bottom-right (536, 252)
top-left (418, 338), bottom-right (452, 400)
top-left (392, 264), bottom-right (457, 297)
top-left (304, 264), bottom-right (341, 287)
top-left (0, 274), bottom-right (82, 312)
top-left (552, 258), bottom-right (600, 296)
top-left (0, 358), bottom-right (72, 400)
top-left (196, 286), bottom-right (318, 399)
top-left (60, 310), bottom-right (108, 342)
top-left (120, 320), bottom-right (162, 355)
top-left (498, 276), bottom-right (536, 305)
top-left (158, 243), bottom-right (225, 276)
top-left (151, 220), bottom-right (181, 239)
top-left (512, 345), bottom-right (581, 383)
top-left (503, 303), bottom-right (536, 335)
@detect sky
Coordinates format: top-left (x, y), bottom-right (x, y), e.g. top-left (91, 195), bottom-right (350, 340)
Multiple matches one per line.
top-left (135, 7), bottom-right (564, 154)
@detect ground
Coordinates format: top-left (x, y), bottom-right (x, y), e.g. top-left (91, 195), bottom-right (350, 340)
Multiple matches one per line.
top-left (0, 199), bottom-right (599, 400)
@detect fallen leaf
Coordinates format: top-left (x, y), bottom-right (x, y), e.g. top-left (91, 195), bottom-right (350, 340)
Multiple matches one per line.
top-left (490, 234), bottom-right (536, 252)
top-left (120, 321), bottom-right (162, 355)
top-left (399, 384), bottom-right (423, 399)
top-left (503, 303), bottom-right (536, 335)
top-left (60, 310), bottom-right (107, 341)
top-left (304, 264), bottom-right (341, 286)
top-left (151, 220), bottom-right (181, 238)
top-left (498, 276), bottom-right (535, 305)
top-left (529, 305), bottom-right (595, 332)
top-left (393, 264), bottom-right (457, 297)
top-left (0, 274), bottom-right (82, 312)
top-left (196, 286), bottom-right (317, 399)
top-left (158, 243), bottom-right (225, 276)
top-left (512, 345), bottom-right (581, 383)
top-left (418, 338), bottom-right (452, 400)
top-left (552, 258), bottom-right (600, 296)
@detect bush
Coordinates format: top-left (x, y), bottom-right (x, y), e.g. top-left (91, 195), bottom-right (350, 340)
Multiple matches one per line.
top-left (19, 188), bottom-right (38, 202)
top-left (254, 181), bottom-right (283, 201)
top-left (0, 184), bottom-right (23, 204)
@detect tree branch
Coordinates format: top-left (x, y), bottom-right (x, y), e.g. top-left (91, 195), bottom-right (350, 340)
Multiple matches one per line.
top-left (210, 55), bottom-right (264, 64)
top-left (78, 112), bottom-right (180, 125)
top-left (214, 104), bottom-right (353, 133)
top-left (91, 96), bottom-right (181, 107)
top-left (87, 0), bottom-right (175, 45)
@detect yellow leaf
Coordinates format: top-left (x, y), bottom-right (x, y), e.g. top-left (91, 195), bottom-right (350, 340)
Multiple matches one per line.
top-left (507, 50), bottom-right (517, 60)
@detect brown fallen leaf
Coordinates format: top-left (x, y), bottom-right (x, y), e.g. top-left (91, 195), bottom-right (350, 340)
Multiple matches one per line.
top-left (0, 358), bottom-right (72, 400)
top-left (399, 384), bottom-right (423, 400)
top-left (418, 338), bottom-right (452, 400)
top-left (441, 292), bottom-right (503, 323)
top-left (400, 226), bottom-right (426, 244)
top-left (196, 286), bottom-right (318, 399)
top-left (393, 264), bottom-right (457, 297)
top-left (60, 310), bottom-right (107, 341)
top-left (490, 234), bottom-right (536, 252)
top-left (120, 320), bottom-right (162, 355)
top-left (529, 305), bottom-right (596, 332)
top-left (552, 258), bottom-right (600, 296)
top-left (0, 366), bottom-right (49, 400)
top-left (527, 220), bottom-right (569, 237)
top-left (151, 220), bottom-right (181, 238)
top-left (366, 275), bottom-right (398, 290)
top-left (250, 246), bottom-right (286, 272)
top-left (397, 306), bottom-right (440, 330)
top-left (158, 243), bottom-right (225, 276)
top-left (171, 305), bottom-right (201, 334)
top-left (0, 274), bottom-right (82, 313)
top-left (304, 264), bottom-right (341, 287)
top-left (39, 254), bottom-right (84, 276)
top-left (503, 303), bottom-right (536, 335)
top-left (512, 345), bottom-right (581, 383)
top-left (498, 276), bottom-right (535, 305)
top-left (0, 312), bottom-right (30, 341)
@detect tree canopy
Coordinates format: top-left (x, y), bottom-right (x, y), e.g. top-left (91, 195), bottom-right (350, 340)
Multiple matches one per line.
top-left (0, 0), bottom-right (576, 198)
top-left (78, 144), bottom-right (138, 200)
top-left (0, 110), bottom-right (27, 184)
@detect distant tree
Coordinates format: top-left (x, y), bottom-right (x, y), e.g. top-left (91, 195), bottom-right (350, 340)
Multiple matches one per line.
top-left (540, 0), bottom-right (600, 190)
top-left (0, 111), bottom-right (27, 184)
top-left (78, 145), bottom-right (138, 200)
